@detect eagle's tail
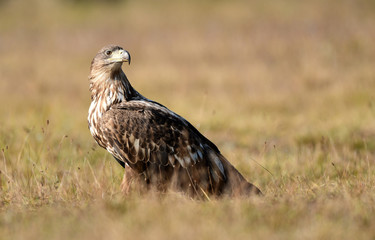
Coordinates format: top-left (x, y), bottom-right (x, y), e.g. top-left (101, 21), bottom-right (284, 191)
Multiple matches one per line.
top-left (208, 152), bottom-right (262, 197)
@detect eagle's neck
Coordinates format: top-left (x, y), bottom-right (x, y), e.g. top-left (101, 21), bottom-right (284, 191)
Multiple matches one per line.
top-left (88, 67), bottom-right (143, 141)
top-left (89, 68), bottom-right (138, 102)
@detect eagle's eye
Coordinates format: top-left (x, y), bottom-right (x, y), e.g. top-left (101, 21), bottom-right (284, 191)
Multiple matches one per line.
top-left (105, 50), bottom-right (112, 56)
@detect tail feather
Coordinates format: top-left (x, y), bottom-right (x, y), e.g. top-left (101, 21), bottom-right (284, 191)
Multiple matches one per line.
top-left (215, 153), bottom-right (261, 196)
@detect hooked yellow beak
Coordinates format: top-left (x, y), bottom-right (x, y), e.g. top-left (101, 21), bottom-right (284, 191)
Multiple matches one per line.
top-left (108, 49), bottom-right (131, 65)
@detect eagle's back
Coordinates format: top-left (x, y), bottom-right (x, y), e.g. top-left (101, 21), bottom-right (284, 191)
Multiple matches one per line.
top-left (97, 100), bottom-right (237, 197)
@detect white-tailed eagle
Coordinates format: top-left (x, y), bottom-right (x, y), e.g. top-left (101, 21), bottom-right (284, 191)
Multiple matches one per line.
top-left (88, 45), bottom-right (261, 198)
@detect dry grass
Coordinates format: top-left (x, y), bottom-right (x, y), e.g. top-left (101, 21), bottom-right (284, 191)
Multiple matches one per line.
top-left (1, 0), bottom-right (375, 239)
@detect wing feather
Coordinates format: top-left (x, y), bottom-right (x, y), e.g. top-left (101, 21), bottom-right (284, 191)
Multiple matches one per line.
top-left (99, 100), bottom-right (226, 182)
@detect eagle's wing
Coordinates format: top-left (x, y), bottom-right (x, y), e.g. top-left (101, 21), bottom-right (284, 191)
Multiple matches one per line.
top-left (99, 100), bottom-right (226, 184)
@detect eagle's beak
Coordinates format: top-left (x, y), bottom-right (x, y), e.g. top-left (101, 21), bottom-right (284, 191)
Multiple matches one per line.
top-left (110, 50), bottom-right (131, 65)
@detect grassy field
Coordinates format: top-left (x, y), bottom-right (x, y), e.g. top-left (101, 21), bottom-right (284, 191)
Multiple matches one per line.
top-left (1, 0), bottom-right (375, 239)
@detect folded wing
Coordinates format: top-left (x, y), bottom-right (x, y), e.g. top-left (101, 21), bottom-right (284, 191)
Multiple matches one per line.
top-left (99, 100), bottom-right (229, 196)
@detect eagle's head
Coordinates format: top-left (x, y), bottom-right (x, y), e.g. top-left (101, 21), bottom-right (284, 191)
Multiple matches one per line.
top-left (89, 45), bottom-right (140, 103)
top-left (90, 45), bottom-right (131, 74)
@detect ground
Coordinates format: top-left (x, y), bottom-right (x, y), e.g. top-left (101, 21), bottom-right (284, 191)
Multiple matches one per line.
top-left (0, 0), bottom-right (375, 239)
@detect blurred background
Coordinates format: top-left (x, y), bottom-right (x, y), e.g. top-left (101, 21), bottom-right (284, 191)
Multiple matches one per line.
top-left (1, 0), bottom-right (375, 239)
top-left (1, 0), bottom-right (375, 177)
top-left (1, 0), bottom-right (374, 145)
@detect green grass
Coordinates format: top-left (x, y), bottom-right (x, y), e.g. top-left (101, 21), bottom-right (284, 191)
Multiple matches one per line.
top-left (1, 0), bottom-right (375, 239)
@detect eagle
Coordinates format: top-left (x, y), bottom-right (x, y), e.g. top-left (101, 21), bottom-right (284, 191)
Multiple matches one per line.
top-left (88, 45), bottom-right (261, 198)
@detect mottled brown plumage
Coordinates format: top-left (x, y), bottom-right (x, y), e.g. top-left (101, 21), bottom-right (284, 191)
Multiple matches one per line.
top-left (88, 45), bottom-right (261, 198)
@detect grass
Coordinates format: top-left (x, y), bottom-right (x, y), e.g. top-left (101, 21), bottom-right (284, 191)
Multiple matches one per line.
top-left (0, 0), bottom-right (375, 239)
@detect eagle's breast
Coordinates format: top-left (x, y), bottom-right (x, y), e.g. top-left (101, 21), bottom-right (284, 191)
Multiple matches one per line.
top-left (88, 80), bottom-right (125, 149)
